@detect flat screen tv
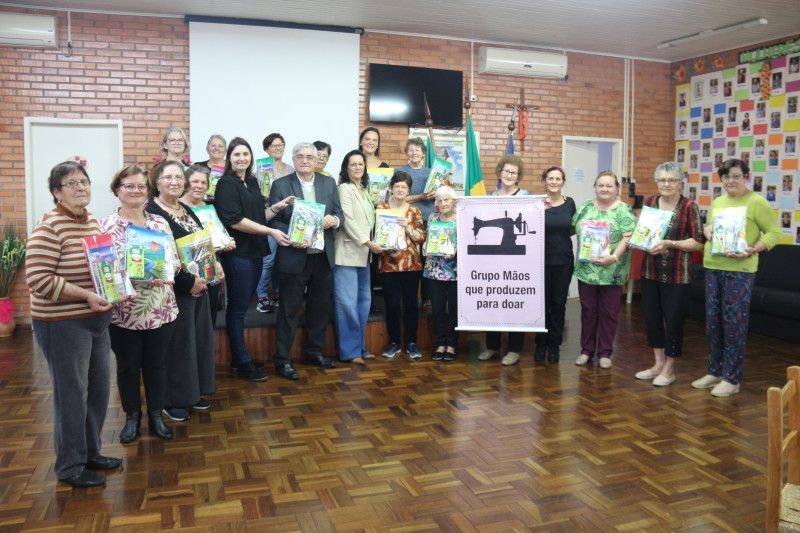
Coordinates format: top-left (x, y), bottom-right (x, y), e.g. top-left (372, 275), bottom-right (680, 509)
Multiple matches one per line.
top-left (368, 63), bottom-right (463, 128)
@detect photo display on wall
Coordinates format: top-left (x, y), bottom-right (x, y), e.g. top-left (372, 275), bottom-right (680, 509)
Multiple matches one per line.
top-left (676, 53), bottom-right (800, 244)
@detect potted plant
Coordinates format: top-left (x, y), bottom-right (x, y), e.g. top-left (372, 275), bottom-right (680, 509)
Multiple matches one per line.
top-left (0, 225), bottom-right (26, 337)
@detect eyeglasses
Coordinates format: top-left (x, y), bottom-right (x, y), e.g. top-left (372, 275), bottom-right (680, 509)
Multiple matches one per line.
top-left (269, 143), bottom-right (285, 149)
top-left (168, 138), bottom-right (185, 144)
top-left (501, 169), bottom-right (519, 176)
top-left (159, 175), bottom-right (184, 182)
top-left (120, 183), bottom-right (148, 192)
top-left (293, 154), bottom-right (316, 161)
top-left (61, 178), bottom-right (91, 190)
top-left (721, 174), bottom-right (745, 181)
top-left (655, 178), bottom-right (681, 184)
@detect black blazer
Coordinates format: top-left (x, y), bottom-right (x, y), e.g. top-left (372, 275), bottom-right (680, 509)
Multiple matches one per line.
top-left (146, 198), bottom-right (204, 296)
top-left (268, 172), bottom-right (343, 271)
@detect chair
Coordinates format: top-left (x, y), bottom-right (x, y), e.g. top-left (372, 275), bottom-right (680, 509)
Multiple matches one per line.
top-left (766, 366), bottom-right (800, 532)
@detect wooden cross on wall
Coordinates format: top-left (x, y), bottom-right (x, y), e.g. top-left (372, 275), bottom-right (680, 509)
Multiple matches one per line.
top-left (505, 88), bottom-right (539, 152)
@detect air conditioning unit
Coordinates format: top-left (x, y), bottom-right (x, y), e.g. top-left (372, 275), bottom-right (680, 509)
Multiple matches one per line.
top-left (0, 13), bottom-right (57, 48)
top-left (479, 47), bottom-right (567, 79)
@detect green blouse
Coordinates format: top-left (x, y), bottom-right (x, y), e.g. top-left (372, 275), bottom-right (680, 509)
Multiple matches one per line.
top-left (572, 200), bottom-right (637, 286)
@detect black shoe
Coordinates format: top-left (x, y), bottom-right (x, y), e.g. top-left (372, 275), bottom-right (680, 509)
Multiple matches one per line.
top-left (162, 407), bottom-right (190, 422)
top-left (230, 360), bottom-right (265, 373)
top-left (443, 349), bottom-right (456, 362)
top-left (256, 297), bottom-right (271, 313)
top-left (534, 344), bottom-right (547, 362)
top-left (119, 412), bottom-right (141, 444)
top-left (86, 455), bottom-right (123, 470)
top-left (275, 362), bottom-right (300, 380)
top-left (303, 354), bottom-right (336, 369)
top-left (237, 361), bottom-right (268, 382)
top-left (60, 469), bottom-right (105, 487)
top-left (547, 346), bottom-right (560, 364)
top-left (432, 349), bottom-right (446, 361)
top-left (192, 399), bottom-right (211, 411)
top-left (148, 410), bottom-right (173, 440)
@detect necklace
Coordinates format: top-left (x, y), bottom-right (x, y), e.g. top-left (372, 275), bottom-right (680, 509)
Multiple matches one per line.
top-left (157, 197), bottom-right (183, 214)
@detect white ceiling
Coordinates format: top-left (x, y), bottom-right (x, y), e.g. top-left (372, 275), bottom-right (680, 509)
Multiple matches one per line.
top-left (3, 0), bottom-right (800, 62)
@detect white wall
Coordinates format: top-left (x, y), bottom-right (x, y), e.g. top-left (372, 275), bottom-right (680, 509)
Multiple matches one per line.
top-left (189, 22), bottom-right (360, 174)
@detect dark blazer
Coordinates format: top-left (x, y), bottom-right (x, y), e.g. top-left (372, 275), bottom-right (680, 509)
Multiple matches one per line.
top-left (268, 172), bottom-right (343, 272)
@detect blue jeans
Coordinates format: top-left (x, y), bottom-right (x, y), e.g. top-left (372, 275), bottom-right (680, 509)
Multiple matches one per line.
top-left (333, 265), bottom-right (371, 360)
top-left (221, 254), bottom-right (261, 365)
top-left (257, 235), bottom-right (278, 299)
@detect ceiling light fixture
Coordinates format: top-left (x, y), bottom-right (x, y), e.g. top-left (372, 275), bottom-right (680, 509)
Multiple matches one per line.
top-left (657, 17), bottom-right (768, 49)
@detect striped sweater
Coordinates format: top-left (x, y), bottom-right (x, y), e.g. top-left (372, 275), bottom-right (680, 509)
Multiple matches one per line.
top-left (26, 204), bottom-right (104, 321)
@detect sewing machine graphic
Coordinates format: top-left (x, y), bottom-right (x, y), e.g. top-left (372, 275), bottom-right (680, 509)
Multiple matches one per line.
top-left (467, 211), bottom-right (536, 255)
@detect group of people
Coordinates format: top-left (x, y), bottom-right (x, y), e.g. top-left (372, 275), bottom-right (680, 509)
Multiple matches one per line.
top-left (25, 117), bottom-right (779, 487)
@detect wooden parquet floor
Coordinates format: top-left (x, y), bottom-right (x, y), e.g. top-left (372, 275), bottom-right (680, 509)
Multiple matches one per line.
top-left (0, 300), bottom-right (797, 532)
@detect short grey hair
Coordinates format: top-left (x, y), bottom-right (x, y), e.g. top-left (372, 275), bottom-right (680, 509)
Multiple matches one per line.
top-left (206, 134), bottom-right (226, 151)
top-left (435, 185), bottom-right (457, 202)
top-left (161, 126), bottom-right (190, 154)
top-left (654, 162), bottom-right (685, 181)
top-left (292, 142), bottom-right (318, 158)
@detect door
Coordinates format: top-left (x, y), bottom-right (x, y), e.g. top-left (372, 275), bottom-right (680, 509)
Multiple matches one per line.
top-left (561, 137), bottom-right (623, 298)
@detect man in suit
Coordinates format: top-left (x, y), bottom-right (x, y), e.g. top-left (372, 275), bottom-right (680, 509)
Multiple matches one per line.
top-left (269, 142), bottom-right (343, 380)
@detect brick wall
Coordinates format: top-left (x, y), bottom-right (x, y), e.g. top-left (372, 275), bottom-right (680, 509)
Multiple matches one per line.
top-left (1, 8), bottom-right (674, 324)
top-left (0, 7), bottom-right (189, 324)
top-left (358, 33), bottom-right (674, 198)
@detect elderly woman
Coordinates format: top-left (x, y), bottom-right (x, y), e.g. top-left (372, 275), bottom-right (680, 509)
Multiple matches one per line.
top-left (334, 150), bottom-right (384, 364)
top-left (359, 127), bottom-right (389, 169)
top-left (180, 164), bottom-right (237, 328)
top-left (634, 163), bottom-right (704, 386)
top-left (478, 155), bottom-right (531, 366)
top-left (146, 160), bottom-right (215, 420)
top-left (214, 137), bottom-right (292, 381)
top-left (197, 134), bottom-right (226, 170)
top-left (26, 160), bottom-right (121, 487)
top-left (160, 126), bottom-right (191, 168)
top-left (534, 166), bottom-right (576, 364)
top-left (572, 171), bottom-right (636, 369)
top-left (257, 133), bottom-right (295, 313)
top-left (100, 164), bottom-right (177, 443)
top-left (424, 186), bottom-right (458, 361)
top-left (314, 141), bottom-right (332, 176)
top-left (378, 171), bottom-right (426, 360)
top-left (401, 137), bottom-right (435, 222)
top-left (691, 159), bottom-right (780, 396)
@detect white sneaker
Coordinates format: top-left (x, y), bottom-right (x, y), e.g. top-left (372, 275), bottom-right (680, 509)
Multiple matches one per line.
top-left (691, 374), bottom-right (722, 389)
top-left (501, 352), bottom-right (520, 366)
top-left (478, 349), bottom-right (498, 361)
top-left (710, 380), bottom-right (740, 397)
top-left (599, 357), bottom-right (612, 369)
top-left (575, 354), bottom-right (590, 365)
top-left (635, 368), bottom-right (660, 380)
top-left (653, 374), bottom-right (676, 386)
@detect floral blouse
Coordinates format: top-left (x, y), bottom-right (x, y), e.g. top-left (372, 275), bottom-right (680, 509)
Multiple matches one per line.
top-left (376, 202), bottom-right (426, 273)
top-left (99, 211), bottom-right (179, 330)
top-left (423, 212), bottom-right (457, 281)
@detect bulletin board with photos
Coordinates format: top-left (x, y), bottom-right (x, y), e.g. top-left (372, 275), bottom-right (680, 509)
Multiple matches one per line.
top-left (674, 53), bottom-right (800, 244)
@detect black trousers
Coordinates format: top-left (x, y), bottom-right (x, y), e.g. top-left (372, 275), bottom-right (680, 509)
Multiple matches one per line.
top-left (207, 283), bottom-right (221, 328)
top-left (535, 263), bottom-right (574, 349)
top-left (109, 321), bottom-right (176, 414)
top-left (427, 278), bottom-right (458, 346)
top-left (381, 271), bottom-right (421, 344)
top-left (640, 278), bottom-right (691, 358)
top-left (275, 253), bottom-right (332, 365)
top-left (486, 331), bottom-right (525, 352)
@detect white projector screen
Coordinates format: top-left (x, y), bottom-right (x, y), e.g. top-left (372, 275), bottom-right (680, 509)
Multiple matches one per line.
top-left (189, 22), bottom-right (360, 175)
